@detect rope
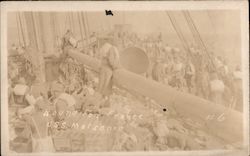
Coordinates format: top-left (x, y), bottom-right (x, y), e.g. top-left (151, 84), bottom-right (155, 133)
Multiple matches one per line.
top-left (50, 13), bottom-right (57, 42)
top-left (84, 12), bottom-right (90, 45)
top-left (38, 13), bottom-right (46, 52)
top-left (70, 12), bottom-right (75, 34)
top-left (80, 12), bottom-right (88, 46)
top-left (67, 13), bottom-right (73, 32)
top-left (16, 13), bottom-right (21, 45)
top-left (182, 11), bottom-right (200, 47)
top-left (18, 12), bottom-right (26, 46)
top-left (165, 11), bottom-right (193, 56)
top-left (85, 12), bottom-right (90, 37)
top-left (31, 12), bottom-right (40, 50)
top-left (183, 11), bottom-right (216, 69)
top-left (77, 12), bottom-right (84, 42)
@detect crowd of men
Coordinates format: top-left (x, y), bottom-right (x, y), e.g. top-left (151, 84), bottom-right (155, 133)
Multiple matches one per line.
top-left (107, 31), bottom-right (243, 112)
top-left (7, 28), bottom-right (243, 153)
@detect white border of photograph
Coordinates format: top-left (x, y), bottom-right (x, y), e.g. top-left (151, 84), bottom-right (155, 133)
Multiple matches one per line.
top-left (1, 1), bottom-right (249, 156)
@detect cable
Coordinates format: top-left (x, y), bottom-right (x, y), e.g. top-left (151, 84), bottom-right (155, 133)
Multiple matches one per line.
top-left (77, 12), bottom-right (84, 42)
top-left (18, 12), bottom-right (26, 46)
top-left (16, 12), bottom-right (21, 46)
top-left (68, 13), bottom-right (73, 32)
top-left (165, 11), bottom-right (195, 62)
top-left (183, 11), bottom-right (215, 70)
top-left (31, 12), bottom-right (39, 50)
top-left (182, 11), bottom-right (199, 47)
top-left (185, 11), bottom-right (216, 69)
top-left (51, 13), bottom-right (57, 42)
top-left (71, 12), bottom-right (75, 34)
top-left (85, 12), bottom-right (90, 37)
top-left (165, 11), bottom-right (189, 52)
top-left (80, 12), bottom-right (88, 43)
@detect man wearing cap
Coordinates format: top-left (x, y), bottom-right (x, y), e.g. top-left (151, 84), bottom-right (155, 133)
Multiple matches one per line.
top-left (152, 58), bottom-right (165, 83)
top-left (184, 58), bottom-right (195, 93)
top-left (97, 43), bottom-right (121, 98)
top-left (170, 56), bottom-right (185, 89)
top-left (62, 30), bottom-right (78, 51)
top-left (209, 72), bottom-right (225, 105)
top-left (49, 81), bottom-right (65, 103)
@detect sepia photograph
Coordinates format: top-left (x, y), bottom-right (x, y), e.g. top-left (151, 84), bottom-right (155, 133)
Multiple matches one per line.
top-left (1, 1), bottom-right (249, 156)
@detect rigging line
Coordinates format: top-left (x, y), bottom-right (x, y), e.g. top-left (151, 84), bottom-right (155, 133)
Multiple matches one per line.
top-left (187, 13), bottom-right (215, 70)
top-left (69, 12), bottom-right (74, 33)
top-left (65, 13), bottom-right (69, 32)
top-left (80, 12), bottom-right (88, 46)
top-left (182, 11), bottom-right (201, 47)
top-left (85, 12), bottom-right (90, 36)
top-left (68, 13), bottom-right (71, 31)
top-left (81, 12), bottom-right (87, 37)
top-left (38, 13), bottom-right (46, 52)
top-left (77, 12), bottom-right (84, 42)
top-left (53, 13), bottom-right (61, 37)
top-left (85, 12), bottom-right (90, 45)
top-left (51, 13), bottom-right (57, 42)
top-left (71, 12), bottom-right (75, 34)
top-left (165, 11), bottom-right (187, 50)
top-left (185, 11), bottom-right (213, 65)
top-left (184, 11), bottom-right (206, 51)
top-left (183, 11), bottom-right (214, 69)
top-left (31, 12), bottom-right (40, 50)
top-left (165, 11), bottom-right (191, 54)
top-left (68, 13), bottom-right (73, 32)
top-left (18, 12), bottom-right (26, 46)
top-left (186, 11), bottom-right (209, 52)
top-left (184, 11), bottom-right (211, 61)
top-left (186, 11), bottom-right (216, 69)
top-left (171, 12), bottom-right (190, 51)
top-left (165, 11), bottom-right (197, 64)
top-left (16, 12), bottom-right (21, 45)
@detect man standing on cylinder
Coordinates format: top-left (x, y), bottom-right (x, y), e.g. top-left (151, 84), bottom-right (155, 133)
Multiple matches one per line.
top-left (97, 43), bottom-right (121, 99)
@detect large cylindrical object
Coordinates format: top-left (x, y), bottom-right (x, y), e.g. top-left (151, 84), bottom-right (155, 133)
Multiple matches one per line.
top-left (119, 47), bottom-right (149, 74)
top-left (67, 48), bottom-right (243, 145)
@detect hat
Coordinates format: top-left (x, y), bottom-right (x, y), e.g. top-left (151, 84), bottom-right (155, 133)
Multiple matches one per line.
top-left (100, 43), bottom-right (113, 57)
top-left (13, 84), bottom-right (29, 96)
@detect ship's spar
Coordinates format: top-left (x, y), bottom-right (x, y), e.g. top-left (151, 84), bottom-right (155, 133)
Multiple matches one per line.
top-left (67, 48), bottom-right (243, 145)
